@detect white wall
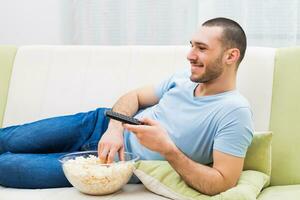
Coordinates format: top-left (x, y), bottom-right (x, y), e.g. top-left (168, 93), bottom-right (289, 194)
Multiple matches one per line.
top-left (0, 0), bottom-right (69, 45)
top-left (197, 1), bottom-right (300, 47)
top-left (0, 0), bottom-right (198, 46)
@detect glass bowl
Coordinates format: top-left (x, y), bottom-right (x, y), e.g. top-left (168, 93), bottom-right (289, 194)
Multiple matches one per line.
top-left (58, 151), bottom-right (139, 195)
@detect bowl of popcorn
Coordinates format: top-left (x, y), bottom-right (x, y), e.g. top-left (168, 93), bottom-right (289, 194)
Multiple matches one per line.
top-left (59, 151), bottom-right (139, 195)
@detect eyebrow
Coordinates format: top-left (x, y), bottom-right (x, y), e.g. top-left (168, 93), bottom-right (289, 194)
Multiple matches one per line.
top-left (190, 40), bottom-right (209, 47)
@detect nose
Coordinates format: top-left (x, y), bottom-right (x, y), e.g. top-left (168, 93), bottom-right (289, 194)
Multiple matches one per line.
top-left (187, 48), bottom-right (197, 62)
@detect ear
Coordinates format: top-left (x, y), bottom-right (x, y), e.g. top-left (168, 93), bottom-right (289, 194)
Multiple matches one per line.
top-left (224, 48), bottom-right (240, 65)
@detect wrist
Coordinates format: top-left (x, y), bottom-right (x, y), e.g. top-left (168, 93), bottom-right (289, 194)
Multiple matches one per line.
top-left (161, 143), bottom-right (178, 159)
top-left (107, 121), bottom-right (124, 134)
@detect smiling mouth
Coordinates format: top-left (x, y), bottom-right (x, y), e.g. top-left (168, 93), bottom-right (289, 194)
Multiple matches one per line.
top-left (191, 64), bottom-right (204, 67)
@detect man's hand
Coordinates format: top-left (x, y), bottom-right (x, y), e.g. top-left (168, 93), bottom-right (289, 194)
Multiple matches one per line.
top-left (123, 118), bottom-right (176, 155)
top-left (97, 85), bottom-right (159, 163)
top-left (97, 125), bottom-right (125, 163)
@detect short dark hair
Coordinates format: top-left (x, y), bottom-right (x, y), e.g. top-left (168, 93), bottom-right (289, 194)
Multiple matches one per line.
top-left (202, 17), bottom-right (247, 65)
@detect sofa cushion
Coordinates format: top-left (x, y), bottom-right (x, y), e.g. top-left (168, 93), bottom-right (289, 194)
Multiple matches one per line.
top-left (134, 161), bottom-right (269, 200)
top-left (0, 184), bottom-right (168, 200)
top-left (269, 47), bottom-right (300, 185)
top-left (0, 46), bottom-right (17, 127)
top-left (243, 131), bottom-right (272, 176)
top-left (257, 185), bottom-right (300, 200)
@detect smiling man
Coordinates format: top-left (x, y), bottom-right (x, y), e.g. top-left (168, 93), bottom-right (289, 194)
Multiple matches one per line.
top-left (0, 18), bottom-right (253, 195)
top-left (120, 18), bottom-right (252, 195)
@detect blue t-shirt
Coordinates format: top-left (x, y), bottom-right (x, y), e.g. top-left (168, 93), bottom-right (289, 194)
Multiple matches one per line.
top-left (124, 69), bottom-right (253, 164)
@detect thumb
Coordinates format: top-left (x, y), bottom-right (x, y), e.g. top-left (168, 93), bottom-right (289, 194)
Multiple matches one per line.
top-left (140, 117), bottom-right (160, 126)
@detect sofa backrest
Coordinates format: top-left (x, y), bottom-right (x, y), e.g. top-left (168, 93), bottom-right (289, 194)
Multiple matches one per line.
top-left (3, 46), bottom-right (188, 126)
top-left (269, 47), bottom-right (300, 186)
top-left (0, 46), bottom-right (17, 127)
top-left (2, 46), bottom-right (276, 133)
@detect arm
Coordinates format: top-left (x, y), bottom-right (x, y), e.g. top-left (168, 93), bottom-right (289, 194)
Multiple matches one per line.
top-left (123, 118), bottom-right (244, 195)
top-left (98, 85), bottom-right (159, 163)
top-left (163, 146), bottom-right (244, 195)
top-left (111, 85), bottom-right (159, 115)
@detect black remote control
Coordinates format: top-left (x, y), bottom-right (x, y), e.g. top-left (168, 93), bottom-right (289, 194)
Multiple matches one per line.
top-left (105, 110), bottom-right (143, 125)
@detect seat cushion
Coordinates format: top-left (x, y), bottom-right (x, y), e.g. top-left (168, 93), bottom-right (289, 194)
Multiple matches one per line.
top-left (0, 184), bottom-right (168, 200)
top-left (257, 185), bottom-right (300, 200)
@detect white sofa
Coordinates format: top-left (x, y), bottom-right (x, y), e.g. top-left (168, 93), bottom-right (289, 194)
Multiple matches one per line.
top-left (0, 46), bottom-right (276, 199)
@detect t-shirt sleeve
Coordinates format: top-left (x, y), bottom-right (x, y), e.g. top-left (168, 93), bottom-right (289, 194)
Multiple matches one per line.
top-left (213, 107), bottom-right (254, 158)
top-left (154, 69), bottom-right (187, 99)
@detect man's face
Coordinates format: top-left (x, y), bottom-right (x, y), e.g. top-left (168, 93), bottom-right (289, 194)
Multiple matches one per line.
top-left (187, 26), bottom-right (225, 83)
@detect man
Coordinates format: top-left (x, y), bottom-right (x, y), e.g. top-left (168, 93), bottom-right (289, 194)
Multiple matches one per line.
top-left (0, 18), bottom-right (252, 195)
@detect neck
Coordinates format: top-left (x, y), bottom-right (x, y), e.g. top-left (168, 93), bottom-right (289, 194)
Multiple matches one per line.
top-left (194, 70), bottom-right (236, 97)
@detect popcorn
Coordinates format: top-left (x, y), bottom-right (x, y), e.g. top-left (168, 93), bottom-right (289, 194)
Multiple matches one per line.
top-left (62, 155), bottom-right (134, 195)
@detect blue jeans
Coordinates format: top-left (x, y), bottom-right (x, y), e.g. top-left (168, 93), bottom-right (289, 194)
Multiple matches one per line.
top-left (0, 108), bottom-right (110, 188)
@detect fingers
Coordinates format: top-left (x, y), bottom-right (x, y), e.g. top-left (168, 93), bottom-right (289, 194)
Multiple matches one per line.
top-left (123, 117), bottom-right (159, 130)
top-left (122, 123), bottom-right (138, 132)
top-left (97, 142), bottom-right (105, 163)
top-left (140, 117), bottom-right (159, 125)
top-left (97, 142), bottom-right (102, 157)
top-left (97, 131), bottom-right (126, 163)
top-left (99, 147), bottom-right (109, 163)
top-left (123, 118), bottom-right (158, 134)
top-left (118, 146), bottom-right (125, 161)
top-left (98, 142), bottom-right (125, 163)
top-left (107, 147), bottom-right (118, 163)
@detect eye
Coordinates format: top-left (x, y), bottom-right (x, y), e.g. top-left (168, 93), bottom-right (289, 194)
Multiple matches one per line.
top-left (189, 41), bottom-right (194, 48)
top-left (189, 41), bottom-right (207, 51)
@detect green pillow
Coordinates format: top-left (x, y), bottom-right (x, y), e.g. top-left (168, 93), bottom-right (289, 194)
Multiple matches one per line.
top-left (134, 161), bottom-right (269, 200)
top-left (243, 131), bottom-right (272, 176)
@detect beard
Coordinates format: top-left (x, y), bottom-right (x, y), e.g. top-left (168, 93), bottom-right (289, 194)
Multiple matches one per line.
top-left (190, 56), bottom-right (223, 83)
